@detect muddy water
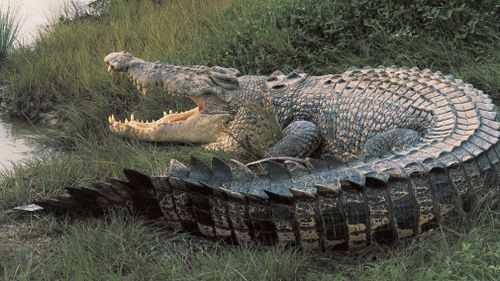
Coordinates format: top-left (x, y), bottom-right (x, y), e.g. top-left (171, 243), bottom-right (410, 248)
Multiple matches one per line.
top-left (0, 119), bottom-right (35, 170)
top-left (0, 0), bottom-right (93, 169)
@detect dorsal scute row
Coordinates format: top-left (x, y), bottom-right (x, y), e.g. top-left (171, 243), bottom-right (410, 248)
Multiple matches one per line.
top-left (338, 67), bottom-right (500, 172)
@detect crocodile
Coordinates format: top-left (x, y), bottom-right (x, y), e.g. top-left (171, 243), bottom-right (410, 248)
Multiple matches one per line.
top-left (13, 52), bottom-right (500, 250)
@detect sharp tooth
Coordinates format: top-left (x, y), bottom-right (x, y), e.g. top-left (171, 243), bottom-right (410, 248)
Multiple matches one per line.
top-left (169, 110), bottom-right (173, 114)
top-left (142, 87), bottom-right (148, 96)
top-left (137, 85), bottom-right (141, 91)
top-left (108, 116), bottom-right (112, 124)
top-left (130, 114), bottom-right (135, 121)
top-left (111, 114), bottom-right (116, 123)
top-left (125, 118), bottom-right (129, 124)
top-left (163, 111), bottom-right (167, 116)
top-left (107, 65), bottom-right (112, 73)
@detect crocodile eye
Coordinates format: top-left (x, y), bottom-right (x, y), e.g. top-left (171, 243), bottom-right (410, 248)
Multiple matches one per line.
top-left (272, 84), bottom-right (286, 90)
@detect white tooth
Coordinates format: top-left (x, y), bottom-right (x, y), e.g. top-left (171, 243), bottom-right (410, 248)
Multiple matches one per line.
top-left (142, 87), bottom-right (148, 96)
top-left (111, 115), bottom-right (116, 123)
top-left (108, 65), bottom-right (112, 73)
top-left (108, 116), bottom-right (112, 124)
top-left (130, 114), bottom-right (135, 121)
top-left (137, 85), bottom-right (141, 91)
top-left (125, 118), bottom-right (129, 124)
top-left (163, 111), bottom-right (167, 116)
top-left (169, 110), bottom-right (173, 114)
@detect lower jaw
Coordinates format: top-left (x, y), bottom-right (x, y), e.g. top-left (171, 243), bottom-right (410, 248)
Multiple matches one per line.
top-left (151, 113), bottom-right (232, 143)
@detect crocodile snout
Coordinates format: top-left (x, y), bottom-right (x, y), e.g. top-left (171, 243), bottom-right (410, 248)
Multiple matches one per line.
top-left (104, 51), bottom-right (134, 74)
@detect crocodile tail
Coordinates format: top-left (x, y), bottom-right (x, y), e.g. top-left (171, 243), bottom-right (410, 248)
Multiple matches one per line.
top-left (14, 148), bottom-right (498, 250)
top-left (30, 169), bottom-right (163, 219)
top-left (148, 150), bottom-right (499, 250)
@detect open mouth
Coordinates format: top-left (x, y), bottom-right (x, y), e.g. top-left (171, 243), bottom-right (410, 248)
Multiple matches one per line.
top-left (107, 100), bottom-right (231, 144)
top-left (104, 52), bottom-right (233, 143)
top-left (106, 57), bottom-right (208, 128)
top-left (108, 104), bottom-right (203, 128)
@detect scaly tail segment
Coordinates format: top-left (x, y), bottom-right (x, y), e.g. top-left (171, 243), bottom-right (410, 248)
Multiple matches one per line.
top-left (34, 169), bottom-right (163, 219)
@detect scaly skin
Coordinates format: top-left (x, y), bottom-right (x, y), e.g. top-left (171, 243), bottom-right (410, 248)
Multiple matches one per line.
top-left (14, 52), bottom-right (500, 251)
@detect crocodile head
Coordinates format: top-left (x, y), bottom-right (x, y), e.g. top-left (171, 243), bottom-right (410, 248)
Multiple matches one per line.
top-left (104, 52), bottom-right (244, 144)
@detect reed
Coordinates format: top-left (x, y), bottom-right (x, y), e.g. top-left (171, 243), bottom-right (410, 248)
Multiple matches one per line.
top-left (0, 3), bottom-right (20, 61)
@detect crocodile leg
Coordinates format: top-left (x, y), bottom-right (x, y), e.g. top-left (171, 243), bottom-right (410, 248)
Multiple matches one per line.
top-left (362, 128), bottom-right (421, 157)
top-left (267, 120), bottom-right (321, 157)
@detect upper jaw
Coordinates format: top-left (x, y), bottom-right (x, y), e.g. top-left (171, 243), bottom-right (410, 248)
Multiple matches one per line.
top-left (104, 52), bottom-right (134, 73)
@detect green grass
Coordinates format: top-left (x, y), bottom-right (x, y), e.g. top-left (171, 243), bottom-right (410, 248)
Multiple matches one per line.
top-left (0, 3), bottom-right (20, 61)
top-left (0, 0), bottom-right (499, 280)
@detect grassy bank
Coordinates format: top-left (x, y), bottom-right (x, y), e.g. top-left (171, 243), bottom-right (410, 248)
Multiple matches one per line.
top-left (0, 0), bottom-right (499, 280)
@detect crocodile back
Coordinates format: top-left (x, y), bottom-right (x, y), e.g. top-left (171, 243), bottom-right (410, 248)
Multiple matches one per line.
top-left (266, 67), bottom-right (497, 160)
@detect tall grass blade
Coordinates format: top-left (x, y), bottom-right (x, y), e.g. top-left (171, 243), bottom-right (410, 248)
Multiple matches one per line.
top-left (0, 3), bottom-right (20, 61)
